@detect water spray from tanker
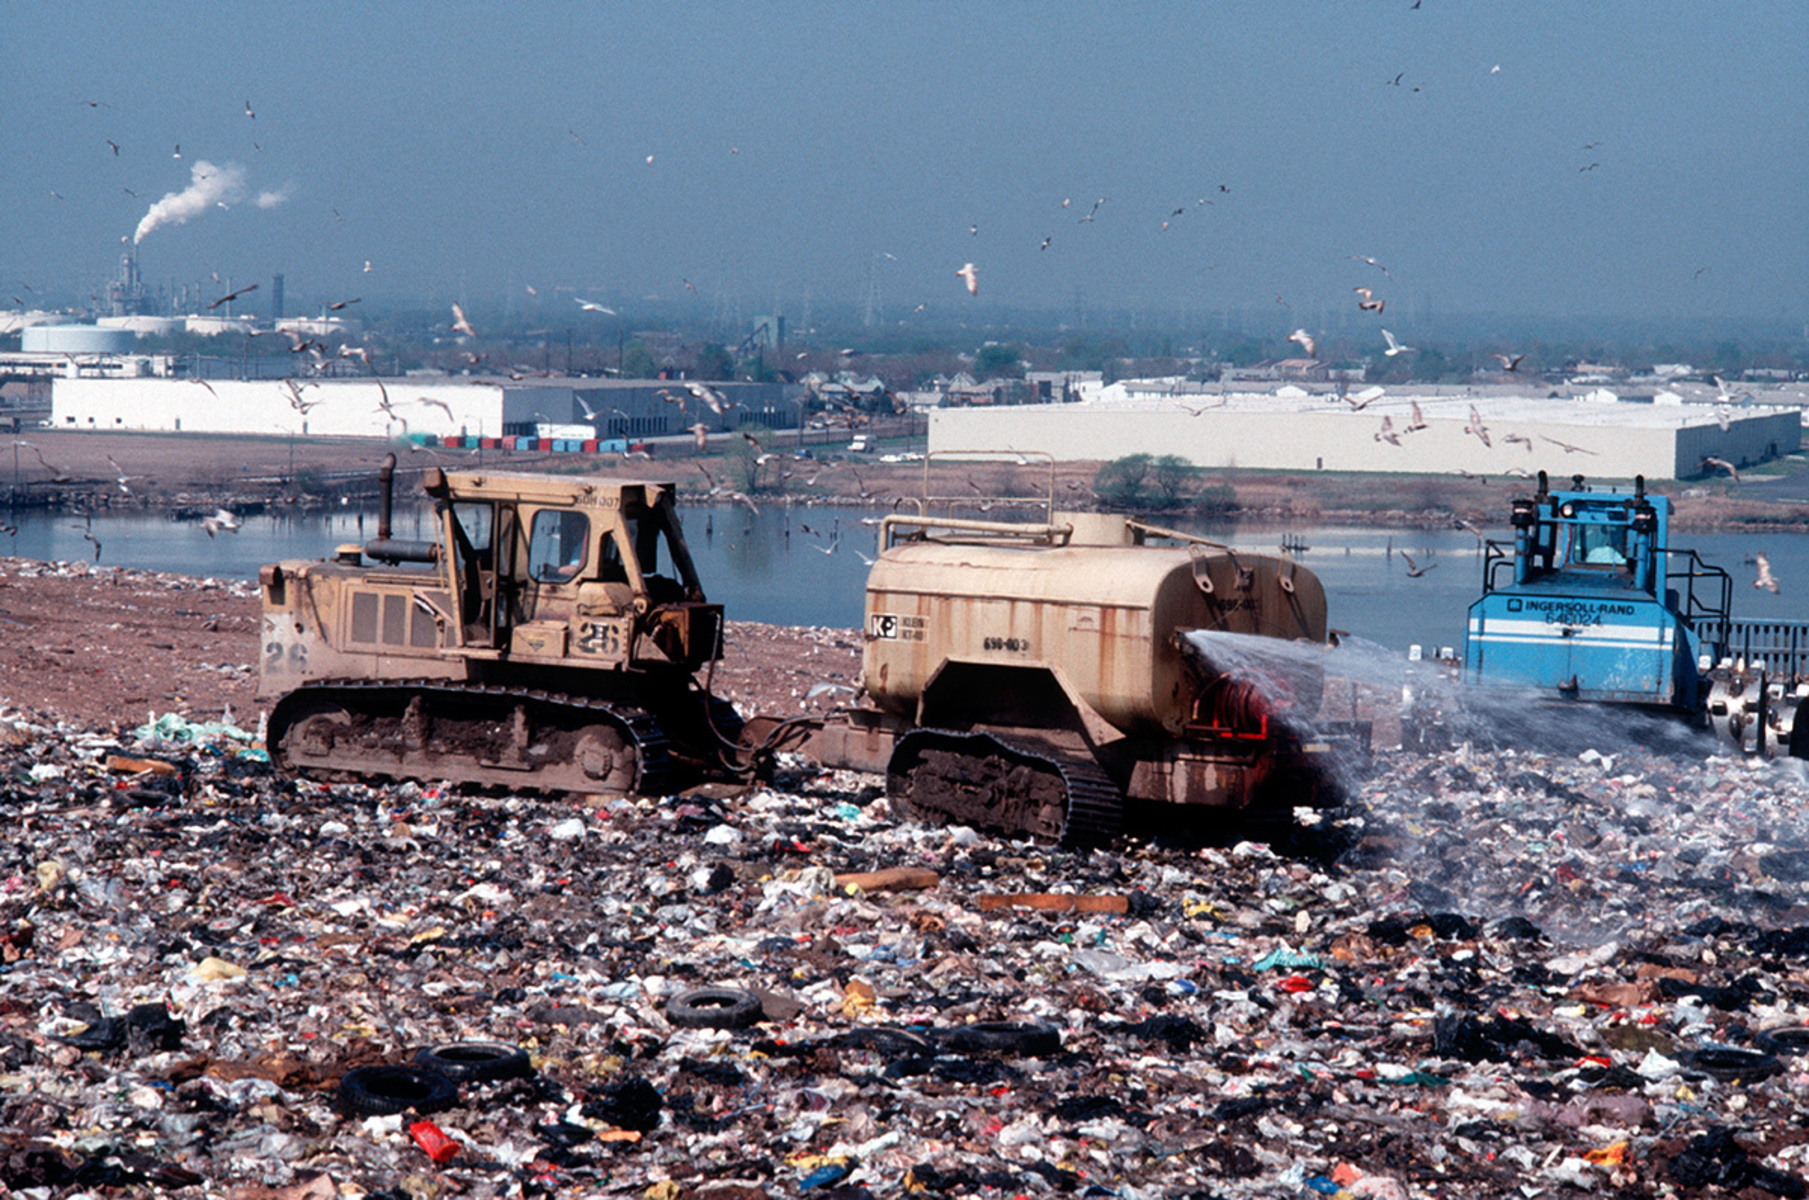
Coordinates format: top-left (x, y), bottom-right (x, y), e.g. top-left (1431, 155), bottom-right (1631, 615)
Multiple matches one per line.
top-left (1183, 628), bottom-right (1809, 946)
top-left (132, 161), bottom-right (285, 244)
top-left (1186, 626), bottom-right (1723, 765)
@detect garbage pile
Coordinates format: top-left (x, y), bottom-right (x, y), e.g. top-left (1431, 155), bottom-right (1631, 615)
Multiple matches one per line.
top-left (6, 707), bottom-right (1809, 1199)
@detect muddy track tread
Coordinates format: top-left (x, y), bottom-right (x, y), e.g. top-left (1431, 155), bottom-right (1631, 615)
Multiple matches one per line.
top-left (890, 727), bottom-right (1123, 849)
top-left (271, 678), bottom-right (676, 795)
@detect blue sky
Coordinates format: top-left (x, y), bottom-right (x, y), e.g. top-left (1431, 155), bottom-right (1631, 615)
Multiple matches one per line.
top-left (3, 2), bottom-right (1805, 328)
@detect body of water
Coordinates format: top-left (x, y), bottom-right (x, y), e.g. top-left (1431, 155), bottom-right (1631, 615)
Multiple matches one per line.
top-left (1, 501), bottom-right (1801, 652)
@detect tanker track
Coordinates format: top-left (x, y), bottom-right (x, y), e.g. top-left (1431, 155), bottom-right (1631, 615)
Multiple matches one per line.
top-left (887, 727), bottom-right (1124, 848)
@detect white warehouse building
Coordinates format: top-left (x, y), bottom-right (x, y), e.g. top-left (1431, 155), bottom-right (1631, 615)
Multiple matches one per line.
top-left (929, 384), bottom-right (1801, 481)
top-left (49, 377), bottom-right (801, 441)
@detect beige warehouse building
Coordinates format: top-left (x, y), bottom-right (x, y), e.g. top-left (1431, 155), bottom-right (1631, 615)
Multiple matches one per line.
top-left (929, 384), bottom-right (1800, 481)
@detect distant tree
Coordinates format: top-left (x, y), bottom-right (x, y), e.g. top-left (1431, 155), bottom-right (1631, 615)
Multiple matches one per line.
top-left (620, 341), bottom-right (658, 379)
top-left (1409, 347), bottom-right (1451, 383)
top-left (724, 422), bottom-right (771, 493)
top-left (1220, 340), bottom-right (1265, 367)
top-left (739, 353), bottom-right (777, 383)
top-left (974, 342), bottom-right (1025, 379)
top-left (1057, 336), bottom-right (1127, 374)
top-left (1148, 454), bottom-right (1194, 507)
top-left (1093, 454), bottom-right (1154, 508)
top-left (693, 343), bottom-right (734, 380)
top-left (1193, 481), bottom-right (1237, 517)
top-left (1711, 340), bottom-right (1743, 375)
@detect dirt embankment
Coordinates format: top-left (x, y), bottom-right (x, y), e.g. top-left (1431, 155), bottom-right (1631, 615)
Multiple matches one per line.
top-left (0, 556), bottom-right (859, 734)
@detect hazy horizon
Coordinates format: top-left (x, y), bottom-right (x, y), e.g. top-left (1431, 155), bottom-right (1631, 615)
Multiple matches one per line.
top-left (4, 3), bottom-right (1806, 337)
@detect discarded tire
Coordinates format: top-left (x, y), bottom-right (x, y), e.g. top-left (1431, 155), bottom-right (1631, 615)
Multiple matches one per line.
top-left (415, 1041), bottom-right (532, 1084)
top-left (1755, 1026), bottom-right (1809, 1057)
top-left (666, 986), bottom-right (763, 1030)
top-left (935, 1021), bottom-right (1063, 1057)
top-left (1687, 1047), bottom-right (1783, 1082)
top-left (337, 1065), bottom-right (459, 1116)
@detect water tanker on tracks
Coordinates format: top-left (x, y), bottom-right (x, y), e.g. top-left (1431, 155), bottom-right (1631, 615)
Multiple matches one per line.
top-left (785, 454), bottom-right (1370, 846)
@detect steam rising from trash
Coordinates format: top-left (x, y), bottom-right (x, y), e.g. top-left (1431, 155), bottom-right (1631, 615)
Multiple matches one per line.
top-left (134, 160), bottom-right (256, 244)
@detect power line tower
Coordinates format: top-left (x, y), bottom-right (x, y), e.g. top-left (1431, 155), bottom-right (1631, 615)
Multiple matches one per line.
top-left (862, 260), bottom-right (880, 328)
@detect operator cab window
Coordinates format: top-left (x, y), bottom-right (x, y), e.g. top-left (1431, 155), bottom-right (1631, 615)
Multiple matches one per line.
top-left (1568, 522), bottom-right (1627, 567)
top-left (450, 502), bottom-right (493, 558)
top-left (527, 509), bottom-right (590, 582)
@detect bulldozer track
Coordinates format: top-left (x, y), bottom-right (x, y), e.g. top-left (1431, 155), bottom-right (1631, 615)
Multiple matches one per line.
top-left (268, 679), bottom-right (677, 796)
top-left (886, 728), bottom-right (1123, 849)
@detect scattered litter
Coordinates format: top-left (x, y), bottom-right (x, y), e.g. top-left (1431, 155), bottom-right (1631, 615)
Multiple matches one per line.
top-left (6, 712), bottom-right (1809, 1197)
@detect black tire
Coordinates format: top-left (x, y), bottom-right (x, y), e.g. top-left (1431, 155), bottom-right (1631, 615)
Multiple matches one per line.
top-left (935, 1021), bottom-right (1062, 1057)
top-left (1756, 1025), bottom-right (1809, 1057)
top-left (1687, 1047), bottom-right (1782, 1082)
top-left (415, 1041), bottom-right (532, 1084)
top-left (666, 986), bottom-right (762, 1030)
top-left (337, 1065), bottom-right (459, 1116)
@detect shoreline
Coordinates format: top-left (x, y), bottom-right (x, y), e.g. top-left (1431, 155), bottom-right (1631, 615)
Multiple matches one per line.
top-left (2, 428), bottom-right (1805, 533)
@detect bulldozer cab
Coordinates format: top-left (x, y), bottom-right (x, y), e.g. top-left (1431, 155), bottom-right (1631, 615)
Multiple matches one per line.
top-left (427, 470), bottom-right (718, 672)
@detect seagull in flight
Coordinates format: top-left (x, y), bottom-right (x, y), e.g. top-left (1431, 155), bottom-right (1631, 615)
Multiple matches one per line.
top-left (575, 298), bottom-right (617, 314)
top-left (1349, 254), bottom-right (1391, 279)
top-left (1078, 198), bottom-right (1105, 223)
top-left (1381, 328), bottom-right (1414, 357)
top-left (1353, 286), bottom-right (1385, 313)
top-left (451, 303), bottom-right (478, 338)
top-left (1541, 435), bottom-right (1597, 456)
top-left (106, 456), bottom-right (141, 495)
top-left (1374, 414), bottom-right (1402, 446)
top-left (1464, 405), bottom-right (1492, 448)
top-left (202, 508), bottom-right (241, 537)
top-left (956, 262), bottom-right (979, 296)
top-left (1492, 352), bottom-right (1525, 372)
top-left (1344, 386), bottom-right (1384, 411)
top-left (1503, 433), bottom-right (1534, 453)
top-left (1701, 455), bottom-right (1740, 482)
top-left (1398, 550), bottom-right (1435, 578)
top-left (1406, 399), bottom-right (1428, 431)
top-left (208, 283), bottom-right (258, 310)
top-left (685, 381), bottom-right (732, 414)
top-left (15, 441), bottom-right (71, 482)
top-left (1754, 552), bottom-right (1780, 594)
top-left (1287, 328), bottom-right (1316, 359)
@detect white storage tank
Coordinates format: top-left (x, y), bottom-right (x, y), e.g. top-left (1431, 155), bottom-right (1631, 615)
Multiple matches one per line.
top-left (22, 324), bottom-right (135, 355)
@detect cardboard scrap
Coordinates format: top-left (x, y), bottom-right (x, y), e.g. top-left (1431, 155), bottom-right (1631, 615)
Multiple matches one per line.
top-left (976, 892), bottom-right (1130, 915)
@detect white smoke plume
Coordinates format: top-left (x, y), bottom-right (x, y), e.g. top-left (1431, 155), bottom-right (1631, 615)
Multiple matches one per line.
top-left (254, 187), bottom-right (290, 210)
top-left (133, 160), bottom-right (247, 244)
